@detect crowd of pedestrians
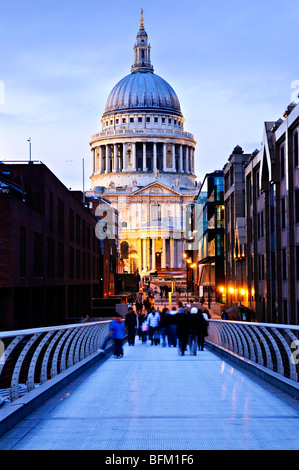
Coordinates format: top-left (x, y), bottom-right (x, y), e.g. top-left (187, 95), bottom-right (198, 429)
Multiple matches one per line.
top-left (106, 296), bottom-right (210, 358)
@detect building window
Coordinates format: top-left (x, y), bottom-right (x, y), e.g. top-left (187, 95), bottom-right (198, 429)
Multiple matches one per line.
top-left (146, 117), bottom-right (150, 123)
top-left (122, 118), bottom-right (126, 124)
top-left (47, 238), bottom-right (55, 278)
top-left (281, 198), bottom-right (286, 229)
top-left (154, 117), bottom-right (158, 123)
top-left (87, 224), bottom-right (90, 249)
top-left (58, 199), bottom-right (64, 236)
top-left (151, 204), bottom-right (161, 222)
top-left (258, 211), bottom-right (264, 238)
top-left (162, 117), bottom-right (165, 124)
top-left (120, 241), bottom-right (129, 259)
top-left (69, 247), bottom-right (74, 279)
top-left (69, 209), bottom-right (74, 241)
top-left (82, 252), bottom-right (86, 280)
top-left (255, 170), bottom-right (260, 198)
top-left (280, 146), bottom-right (285, 178)
top-left (82, 220), bottom-right (86, 247)
top-left (130, 117), bottom-right (134, 123)
top-left (76, 214), bottom-right (80, 244)
top-left (58, 242), bottom-right (64, 278)
top-left (20, 226), bottom-right (26, 278)
top-left (49, 191), bottom-right (53, 231)
top-left (138, 117), bottom-right (142, 123)
top-left (76, 249), bottom-right (81, 279)
top-left (115, 119), bottom-right (119, 124)
top-left (282, 248), bottom-right (287, 280)
top-left (34, 232), bottom-right (43, 278)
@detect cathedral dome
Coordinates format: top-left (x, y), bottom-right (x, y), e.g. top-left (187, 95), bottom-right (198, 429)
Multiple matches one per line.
top-left (103, 71), bottom-right (182, 118)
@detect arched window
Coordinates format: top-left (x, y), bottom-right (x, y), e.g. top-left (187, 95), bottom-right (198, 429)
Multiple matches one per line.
top-left (120, 241), bottom-right (129, 259)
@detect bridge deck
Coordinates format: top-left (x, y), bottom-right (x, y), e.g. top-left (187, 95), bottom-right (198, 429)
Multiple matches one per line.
top-left (0, 339), bottom-right (299, 450)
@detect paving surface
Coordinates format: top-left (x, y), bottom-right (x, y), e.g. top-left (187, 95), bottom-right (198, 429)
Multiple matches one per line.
top-left (0, 338), bottom-right (299, 450)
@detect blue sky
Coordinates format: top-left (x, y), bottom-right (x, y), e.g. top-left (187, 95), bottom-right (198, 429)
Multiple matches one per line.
top-left (0, 0), bottom-right (298, 190)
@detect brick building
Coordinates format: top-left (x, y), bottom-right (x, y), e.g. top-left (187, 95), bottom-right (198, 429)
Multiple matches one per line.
top-left (0, 162), bottom-right (102, 330)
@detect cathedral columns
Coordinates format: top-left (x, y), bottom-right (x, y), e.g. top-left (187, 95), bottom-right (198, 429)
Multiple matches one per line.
top-left (151, 238), bottom-right (156, 271)
top-left (172, 144), bottom-right (176, 170)
top-left (123, 143), bottom-right (127, 171)
top-left (113, 144), bottom-right (118, 172)
top-left (153, 142), bottom-right (157, 170)
top-left (161, 238), bottom-right (166, 268)
top-left (91, 148), bottom-right (95, 174)
top-left (105, 144), bottom-right (109, 173)
top-left (143, 143), bottom-right (147, 171)
top-left (163, 143), bottom-right (167, 171)
top-left (132, 142), bottom-right (136, 170)
top-left (170, 237), bottom-right (175, 268)
top-left (179, 145), bottom-right (183, 173)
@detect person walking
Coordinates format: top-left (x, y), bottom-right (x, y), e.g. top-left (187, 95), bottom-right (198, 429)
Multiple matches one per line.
top-left (167, 307), bottom-right (178, 347)
top-left (125, 306), bottom-right (137, 345)
top-left (160, 306), bottom-right (169, 347)
top-left (176, 304), bottom-right (189, 355)
top-left (147, 307), bottom-right (160, 345)
top-left (189, 306), bottom-right (200, 355)
top-left (198, 310), bottom-right (209, 350)
top-left (109, 313), bottom-right (125, 358)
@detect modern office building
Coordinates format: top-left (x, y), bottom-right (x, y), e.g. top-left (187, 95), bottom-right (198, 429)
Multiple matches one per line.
top-left (223, 145), bottom-right (253, 309)
top-left (244, 101), bottom-right (299, 324)
top-left (193, 171), bottom-right (225, 306)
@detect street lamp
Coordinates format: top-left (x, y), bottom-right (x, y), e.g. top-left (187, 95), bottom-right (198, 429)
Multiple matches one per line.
top-left (27, 138), bottom-right (31, 162)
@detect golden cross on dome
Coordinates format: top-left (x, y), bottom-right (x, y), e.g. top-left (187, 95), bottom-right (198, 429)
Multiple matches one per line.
top-left (140, 8), bottom-right (144, 30)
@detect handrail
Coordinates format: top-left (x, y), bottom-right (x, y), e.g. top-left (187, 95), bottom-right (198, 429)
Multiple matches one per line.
top-left (207, 320), bottom-right (299, 383)
top-left (0, 321), bottom-right (112, 403)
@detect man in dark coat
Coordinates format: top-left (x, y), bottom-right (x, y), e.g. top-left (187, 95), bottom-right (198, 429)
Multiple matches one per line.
top-left (176, 305), bottom-right (189, 355)
top-left (125, 307), bottom-right (137, 345)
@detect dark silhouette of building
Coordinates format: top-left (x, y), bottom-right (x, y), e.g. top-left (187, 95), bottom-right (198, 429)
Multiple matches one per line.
top-left (0, 162), bottom-right (101, 330)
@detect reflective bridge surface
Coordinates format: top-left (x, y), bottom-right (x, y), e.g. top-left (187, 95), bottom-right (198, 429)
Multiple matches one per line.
top-left (0, 320), bottom-right (299, 450)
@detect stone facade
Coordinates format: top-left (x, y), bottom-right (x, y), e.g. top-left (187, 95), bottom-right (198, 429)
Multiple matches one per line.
top-left (87, 11), bottom-right (197, 275)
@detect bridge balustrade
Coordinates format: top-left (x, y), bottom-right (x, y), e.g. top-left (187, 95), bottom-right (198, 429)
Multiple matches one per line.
top-left (207, 319), bottom-right (299, 384)
top-left (1, 319), bottom-right (299, 407)
top-left (0, 321), bottom-right (112, 404)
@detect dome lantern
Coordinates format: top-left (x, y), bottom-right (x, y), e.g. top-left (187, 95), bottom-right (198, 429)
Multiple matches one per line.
top-left (131, 9), bottom-right (154, 74)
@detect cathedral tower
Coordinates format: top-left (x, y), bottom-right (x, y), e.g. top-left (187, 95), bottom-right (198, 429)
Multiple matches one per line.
top-left (88, 10), bottom-right (197, 275)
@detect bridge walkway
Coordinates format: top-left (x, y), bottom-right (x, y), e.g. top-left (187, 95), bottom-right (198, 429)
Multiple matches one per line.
top-left (0, 339), bottom-right (298, 450)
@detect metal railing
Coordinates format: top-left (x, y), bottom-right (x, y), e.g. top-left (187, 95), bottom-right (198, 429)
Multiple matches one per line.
top-left (0, 320), bottom-right (112, 403)
top-left (207, 320), bottom-right (299, 383)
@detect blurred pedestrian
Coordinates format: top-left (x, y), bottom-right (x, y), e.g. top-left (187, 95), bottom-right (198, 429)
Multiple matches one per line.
top-left (125, 306), bottom-right (137, 345)
top-left (160, 306), bottom-right (169, 347)
top-left (147, 307), bottom-right (160, 345)
top-left (109, 313), bottom-right (125, 358)
top-left (198, 310), bottom-right (209, 350)
top-left (176, 304), bottom-right (189, 355)
top-left (188, 306), bottom-right (200, 355)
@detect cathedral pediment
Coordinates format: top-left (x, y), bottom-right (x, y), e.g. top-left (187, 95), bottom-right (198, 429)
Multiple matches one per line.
top-left (131, 182), bottom-right (181, 196)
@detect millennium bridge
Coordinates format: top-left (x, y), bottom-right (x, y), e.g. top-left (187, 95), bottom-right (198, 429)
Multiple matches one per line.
top-left (0, 318), bottom-right (299, 450)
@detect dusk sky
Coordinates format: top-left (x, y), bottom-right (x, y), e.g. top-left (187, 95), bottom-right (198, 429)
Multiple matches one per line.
top-left (0, 0), bottom-right (299, 190)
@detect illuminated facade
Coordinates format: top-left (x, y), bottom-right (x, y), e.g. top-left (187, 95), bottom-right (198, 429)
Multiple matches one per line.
top-left (87, 11), bottom-right (198, 275)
